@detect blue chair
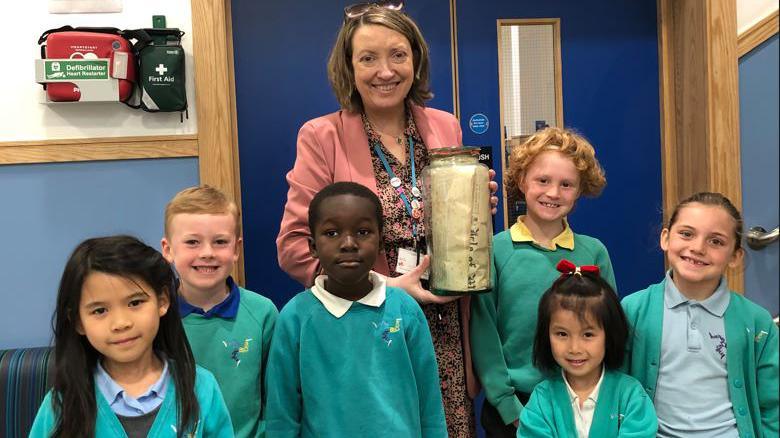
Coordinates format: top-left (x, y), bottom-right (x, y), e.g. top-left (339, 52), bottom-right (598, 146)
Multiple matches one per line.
top-left (0, 347), bottom-right (54, 438)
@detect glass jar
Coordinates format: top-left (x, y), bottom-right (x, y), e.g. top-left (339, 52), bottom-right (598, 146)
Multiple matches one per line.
top-left (422, 146), bottom-right (493, 295)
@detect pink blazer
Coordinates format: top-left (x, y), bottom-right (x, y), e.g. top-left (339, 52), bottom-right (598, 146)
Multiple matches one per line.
top-left (276, 104), bottom-right (480, 398)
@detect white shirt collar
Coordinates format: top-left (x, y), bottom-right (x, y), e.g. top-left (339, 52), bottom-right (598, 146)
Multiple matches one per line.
top-left (563, 366), bottom-right (605, 404)
top-left (563, 367), bottom-right (605, 438)
top-left (311, 271), bottom-right (387, 318)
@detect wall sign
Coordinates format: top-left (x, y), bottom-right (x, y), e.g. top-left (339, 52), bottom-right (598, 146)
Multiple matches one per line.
top-left (469, 113), bottom-right (489, 134)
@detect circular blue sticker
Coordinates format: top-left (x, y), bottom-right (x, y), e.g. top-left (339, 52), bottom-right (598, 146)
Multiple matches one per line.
top-left (469, 113), bottom-right (489, 135)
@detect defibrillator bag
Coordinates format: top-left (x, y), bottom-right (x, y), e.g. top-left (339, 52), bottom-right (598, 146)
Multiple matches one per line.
top-left (125, 28), bottom-right (187, 115)
top-left (37, 26), bottom-right (136, 102)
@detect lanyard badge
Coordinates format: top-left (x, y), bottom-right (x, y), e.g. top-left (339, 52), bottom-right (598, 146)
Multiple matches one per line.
top-left (372, 137), bottom-right (423, 237)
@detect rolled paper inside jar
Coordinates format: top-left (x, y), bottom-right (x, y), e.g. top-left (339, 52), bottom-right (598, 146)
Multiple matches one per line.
top-left (427, 163), bottom-right (492, 293)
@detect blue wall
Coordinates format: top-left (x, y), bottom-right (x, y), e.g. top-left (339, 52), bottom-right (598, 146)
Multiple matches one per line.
top-left (739, 35), bottom-right (779, 315)
top-left (456, 0), bottom-right (664, 295)
top-left (232, 0), bottom-right (455, 306)
top-left (0, 158), bottom-right (199, 349)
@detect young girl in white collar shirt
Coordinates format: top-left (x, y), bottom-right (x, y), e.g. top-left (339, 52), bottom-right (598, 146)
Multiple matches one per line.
top-left (518, 260), bottom-right (657, 438)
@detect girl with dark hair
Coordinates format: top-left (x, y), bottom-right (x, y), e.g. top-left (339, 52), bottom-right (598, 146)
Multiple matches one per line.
top-left (29, 235), bottom-right (233, 438)
top-left (518, 260), bottom-right (657, 438)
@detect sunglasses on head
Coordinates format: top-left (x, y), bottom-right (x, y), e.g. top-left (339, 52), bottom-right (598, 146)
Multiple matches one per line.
top-left (344, 0), bottom-right (404, 20)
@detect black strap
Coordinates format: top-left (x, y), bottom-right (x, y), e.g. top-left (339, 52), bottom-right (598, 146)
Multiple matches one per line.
top-left (122, 28), bottom-right (154, 52)
top-left (124, 28), bottom-right (184, 54)
top-left (38, 26), bottom-right (123, 45)
top-left (38, 25), bottom-right (73, 44)
top-left (145, 28), bottom-right (185, 39)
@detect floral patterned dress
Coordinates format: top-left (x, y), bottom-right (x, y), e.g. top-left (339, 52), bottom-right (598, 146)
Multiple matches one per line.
top-left (362, 112), bottom-right (476, 437)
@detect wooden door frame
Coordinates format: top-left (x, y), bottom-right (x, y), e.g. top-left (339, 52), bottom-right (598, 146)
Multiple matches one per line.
top-left (658, 1), bottom-right (777, 292)
top-left (191, 0), bottom-right (245, 284)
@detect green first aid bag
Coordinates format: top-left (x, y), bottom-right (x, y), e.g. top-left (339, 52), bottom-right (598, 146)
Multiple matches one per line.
top-left (125, 28), bottom-right (187, 115)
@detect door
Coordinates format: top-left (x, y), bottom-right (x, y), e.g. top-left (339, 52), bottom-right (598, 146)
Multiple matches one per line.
top-left (739, 34), bottom-right (779, 316)
top-left (455, 0), bottom-right (664, 296)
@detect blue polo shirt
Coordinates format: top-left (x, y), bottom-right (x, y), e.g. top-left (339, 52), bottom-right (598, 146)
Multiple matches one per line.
top-left (655, 271), bottom-right (738, 437)
top-left (178, 276), bottom-right (240, 319)
top-left (95, 357), bottom-right (169, 417)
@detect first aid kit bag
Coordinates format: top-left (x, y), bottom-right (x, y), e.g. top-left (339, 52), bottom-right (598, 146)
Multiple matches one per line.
top-left (125, 28), bottom-right (187, 113)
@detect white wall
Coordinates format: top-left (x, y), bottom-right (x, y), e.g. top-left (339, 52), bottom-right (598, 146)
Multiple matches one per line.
top-left (737, 0), bottom-right (779, 35)
top-left (0, 0), bottom-right (196, 142)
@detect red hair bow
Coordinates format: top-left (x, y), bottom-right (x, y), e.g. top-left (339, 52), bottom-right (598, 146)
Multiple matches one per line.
top-left (556, 259), bottom-right (600, 277)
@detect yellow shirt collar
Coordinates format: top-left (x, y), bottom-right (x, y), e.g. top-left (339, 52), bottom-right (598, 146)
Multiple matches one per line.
top-left (509, 215), bottom-right (575, 250)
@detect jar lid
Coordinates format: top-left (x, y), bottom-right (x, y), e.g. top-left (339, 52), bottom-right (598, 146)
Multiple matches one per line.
top-left (430, 146), bottom-right (481, 158)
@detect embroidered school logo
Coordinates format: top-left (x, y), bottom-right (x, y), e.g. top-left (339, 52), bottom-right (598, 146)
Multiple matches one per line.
top-left (222, 338), bottom-right (253, 367)
top-left (609, 413), bottom-right (625, 428)
top-left (171, 421), bottom-right (199, 437)
top-left (708, 332), bottom-right (727, 360)
top-left (755, 330), bottom-right (768, 342)
top-left (372, 318), bottom-right (402, 346)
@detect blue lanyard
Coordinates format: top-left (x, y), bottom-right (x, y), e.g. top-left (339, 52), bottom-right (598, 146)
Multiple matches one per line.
top-left (372, 136), bottom-right (422, 235)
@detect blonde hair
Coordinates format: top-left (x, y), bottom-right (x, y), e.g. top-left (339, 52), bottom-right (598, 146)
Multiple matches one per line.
top-left (164, 185), bottom-right (241, 238)
top-left (327, 6), bottom-right (432, 113)
top-left (505, 127), bottom-right (606, 200)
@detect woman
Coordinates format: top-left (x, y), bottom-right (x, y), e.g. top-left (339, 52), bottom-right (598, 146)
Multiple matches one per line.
top-left (276, 3), bottom-right (493, 436)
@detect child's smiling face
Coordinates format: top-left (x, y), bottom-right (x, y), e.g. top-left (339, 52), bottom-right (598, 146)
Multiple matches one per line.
top-left (519, 150), bottom-right (581, 230)
top-left (161, 213), bottom-right (240, 299)
top-left (661, 203), bottom-right (743, 298)
top-left (549, 308), bottom-right (605, 389)
top-left (309, 194), bottom-right (381, 301)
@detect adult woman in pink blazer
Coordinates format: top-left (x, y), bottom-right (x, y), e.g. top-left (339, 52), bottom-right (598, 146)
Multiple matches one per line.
top-left (276, 3), bottom-right (494, 437)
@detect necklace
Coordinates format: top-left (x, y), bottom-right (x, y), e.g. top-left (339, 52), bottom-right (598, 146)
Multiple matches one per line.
top-left (375, 128), bottom-right (405, 145)
top-left (368, 119), bottom-right (406, 145)
top-left (386, 133), bottom-right (404, 145)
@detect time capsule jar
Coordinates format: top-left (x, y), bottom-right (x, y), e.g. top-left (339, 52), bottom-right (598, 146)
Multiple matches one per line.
top-left (421, 146), bottom-right (493, 296)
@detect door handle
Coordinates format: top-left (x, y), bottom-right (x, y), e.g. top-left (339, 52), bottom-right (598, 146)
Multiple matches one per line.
top-left (746, 226), bottom-right (779, 250)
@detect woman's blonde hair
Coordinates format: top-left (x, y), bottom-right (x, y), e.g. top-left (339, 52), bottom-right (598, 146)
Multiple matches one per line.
top-left (327, 6), bottom-right (432, 113)
top-left (504, 127), bottom-right (606, 200)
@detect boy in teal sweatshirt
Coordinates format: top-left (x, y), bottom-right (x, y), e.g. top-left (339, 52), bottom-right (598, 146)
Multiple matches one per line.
top-left (162, 185), bottom-right (278, 438)
top-left (265, 182), bottom-right (446, 437)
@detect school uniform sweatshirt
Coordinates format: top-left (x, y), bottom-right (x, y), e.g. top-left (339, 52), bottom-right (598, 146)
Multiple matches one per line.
top-left (622, 278), bottom-right (779, 438)
top-left (182, 287), bottom-right (278, 438)
top-left (29, 365), bottom-right (233, 437)
top-left (518, 369), bottom-right (657, 437)
top-left (264, 286), bottom-right (447, 438)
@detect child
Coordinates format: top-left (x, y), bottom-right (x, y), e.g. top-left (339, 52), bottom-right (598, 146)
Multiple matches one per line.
top-left (622, 192), bottom-right (779, 437)
top-left (517, 260), bottom-right (657, 437)
top-left (264, 182), bottom-right (447, 437)
top-left (161, 185), bottom-right (278, 438)
top-left (30, 235), bottom-right (233, 437)
top-left (471, 127), bottom-right (616, 436)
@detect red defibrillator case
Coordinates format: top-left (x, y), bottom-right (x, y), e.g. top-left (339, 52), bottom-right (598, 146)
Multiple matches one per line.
top-left (41, 30), bottom-right (136, 102)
